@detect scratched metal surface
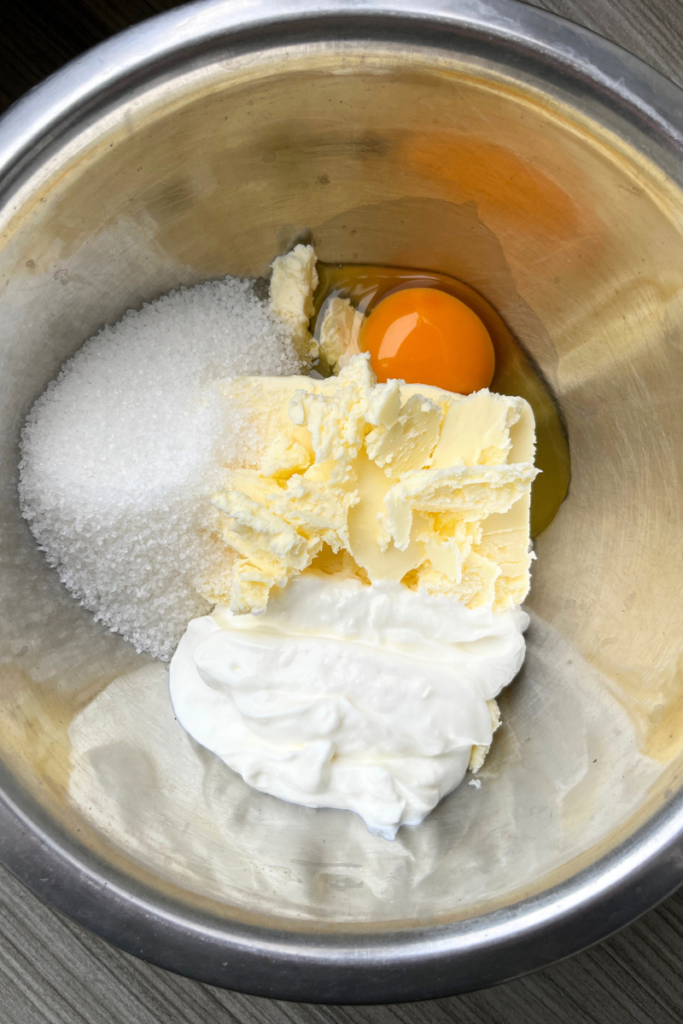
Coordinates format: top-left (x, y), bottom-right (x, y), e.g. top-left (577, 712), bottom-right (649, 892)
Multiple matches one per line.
top-left (1, 1), bottom-right (683, 1020)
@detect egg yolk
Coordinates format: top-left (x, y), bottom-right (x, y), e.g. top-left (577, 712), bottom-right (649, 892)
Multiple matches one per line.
top-left (361, 287), bottom-right (495, 394)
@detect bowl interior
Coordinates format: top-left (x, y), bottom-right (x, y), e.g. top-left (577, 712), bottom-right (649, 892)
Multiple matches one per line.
top-left (1, 38), bottom-right (683, 930)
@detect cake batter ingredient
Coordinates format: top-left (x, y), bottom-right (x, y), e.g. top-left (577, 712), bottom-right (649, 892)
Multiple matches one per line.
top-left (361, 287), bottom-right (495, 393)
top-left (171, 572), bottom-right (527, 839)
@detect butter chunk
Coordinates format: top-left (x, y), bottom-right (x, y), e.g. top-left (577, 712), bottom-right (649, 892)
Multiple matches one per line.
top-left (211, 480), bottom-right (317, 572)
top-left (366, 380), bottom-right (401, 428)
top-left (382, 462), bottom-right (538, 551)
top-left (261, 437), bottom-right (311, 478)
top-left (365, 393), bottom-right (442, 478)
top-left (418, 518), bottom-right (481, 583)
top-left (319, 297), bottom-right (364, 374)
top-left (347, 449), bottom-right (426, 582)
top-left (214, 374), bottom-right (317, 461)
top-left (265, 472), bottom-right (357, 550)
top-left (211, 466), bottom-right (356, 613)
top-left (432, 390), bottom-right (526, 468)
top-left (270, 244), bottom-right (319, 363)
top-left (211, 486), bottom-right (317, 612)
top-left (288, 354), bottom-right (374, 472)
top-left (203, 356), bottom-right (538, 614)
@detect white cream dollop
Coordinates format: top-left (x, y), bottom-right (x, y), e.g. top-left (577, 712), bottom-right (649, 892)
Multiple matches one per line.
top-left (170, 571), bottom-right (528, 839)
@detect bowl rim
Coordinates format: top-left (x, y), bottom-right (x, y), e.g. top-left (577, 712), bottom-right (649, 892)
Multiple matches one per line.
top-left (1, 0), bottom-right (683, 1003)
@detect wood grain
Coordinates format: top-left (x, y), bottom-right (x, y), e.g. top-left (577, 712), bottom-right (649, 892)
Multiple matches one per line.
top-left (2, 1), bottom-right (683, 1020)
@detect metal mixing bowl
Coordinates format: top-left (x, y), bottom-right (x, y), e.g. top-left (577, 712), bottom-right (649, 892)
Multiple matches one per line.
top-left (1, 0), bottom-right (683, 1003)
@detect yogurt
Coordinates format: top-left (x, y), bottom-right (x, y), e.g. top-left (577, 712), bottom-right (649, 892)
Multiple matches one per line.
top-left (170, 571), bottom-right (528, 838)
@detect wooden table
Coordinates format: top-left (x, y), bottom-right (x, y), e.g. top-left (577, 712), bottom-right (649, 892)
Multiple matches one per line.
top-left (1, 2), bottom-right (682, 1020)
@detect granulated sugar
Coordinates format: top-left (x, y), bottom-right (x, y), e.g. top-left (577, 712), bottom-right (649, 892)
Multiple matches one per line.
top-left (19, 276), bottom-right (302, 659)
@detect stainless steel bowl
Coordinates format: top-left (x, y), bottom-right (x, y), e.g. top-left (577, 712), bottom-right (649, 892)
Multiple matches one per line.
top-left (1, 0), bottom-right (683, 1003)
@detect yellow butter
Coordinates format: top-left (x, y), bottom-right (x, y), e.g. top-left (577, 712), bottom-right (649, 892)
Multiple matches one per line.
top-left (318, 296), bottom-right (364, 373)
top-left (269, 244), bottom-right (319, 363)
top-left (202, 356), bottom-right (538, 614)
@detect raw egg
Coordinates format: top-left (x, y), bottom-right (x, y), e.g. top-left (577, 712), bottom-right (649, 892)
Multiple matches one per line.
top-left (361, 287), bottom-right (495, 394)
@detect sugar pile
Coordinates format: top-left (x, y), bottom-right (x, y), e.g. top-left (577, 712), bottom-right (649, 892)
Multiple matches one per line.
top-left (19, 276), bottom-right (302, 659)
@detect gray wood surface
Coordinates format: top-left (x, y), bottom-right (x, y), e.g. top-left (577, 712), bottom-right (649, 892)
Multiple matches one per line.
top-left (2, 1), bottom-right (683, 1020)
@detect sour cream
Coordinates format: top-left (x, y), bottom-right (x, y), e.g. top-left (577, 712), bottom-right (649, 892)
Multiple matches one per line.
top-left (170, 571), bottom-right (527, 838)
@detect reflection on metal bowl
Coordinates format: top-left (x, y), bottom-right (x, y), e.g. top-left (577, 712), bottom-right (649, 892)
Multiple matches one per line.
top-left (1, 0), bottom-right (683, 1004)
